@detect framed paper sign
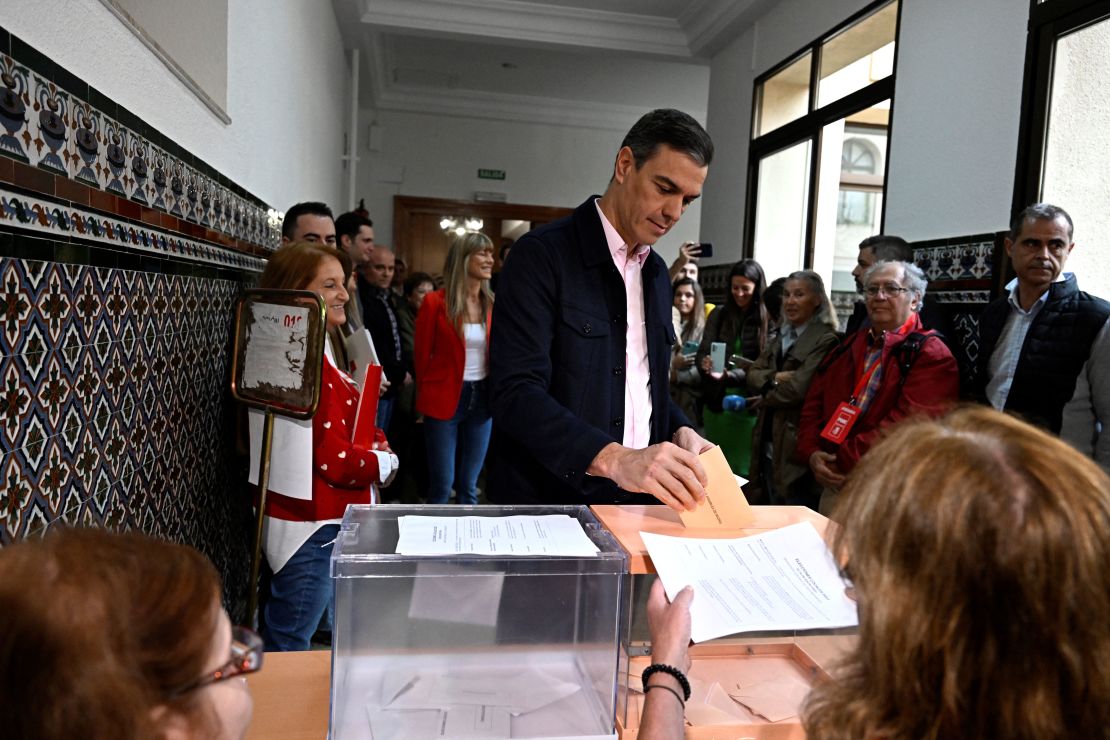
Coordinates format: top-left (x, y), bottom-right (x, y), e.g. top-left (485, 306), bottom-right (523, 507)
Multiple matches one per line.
top-left (230, 289), bottom-right (327, 418)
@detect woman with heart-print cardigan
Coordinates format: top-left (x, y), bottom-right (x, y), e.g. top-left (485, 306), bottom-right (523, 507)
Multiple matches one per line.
top-left (253, 242), bottom-right (397, 651)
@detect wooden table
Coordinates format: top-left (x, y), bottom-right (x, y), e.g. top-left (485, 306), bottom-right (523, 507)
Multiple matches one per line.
top-left (244, 508), bottom-right (853, 739)
top-left (246, 650), bottom-right (330, 740)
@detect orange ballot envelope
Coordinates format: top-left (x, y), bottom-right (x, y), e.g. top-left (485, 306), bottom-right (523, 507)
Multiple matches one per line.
top-left (679, 445), bottom-right (755, 529)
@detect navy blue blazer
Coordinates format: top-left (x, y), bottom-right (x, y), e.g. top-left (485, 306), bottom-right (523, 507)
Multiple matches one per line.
top-left (487, 196), bottom-right (693, 505)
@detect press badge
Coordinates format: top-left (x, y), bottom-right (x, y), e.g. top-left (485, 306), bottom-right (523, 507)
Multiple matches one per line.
top-left (820, 402), bottom-right (860, 444)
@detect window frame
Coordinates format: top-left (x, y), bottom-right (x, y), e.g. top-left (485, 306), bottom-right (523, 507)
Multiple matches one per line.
top-left (744, 0), bottom-right (902, 267)
top-left (1013, 0), bottom-right (1110, 219)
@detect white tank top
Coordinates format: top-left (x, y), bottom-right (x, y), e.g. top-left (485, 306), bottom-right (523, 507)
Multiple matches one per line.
top-left (462, 323), bottom-right (488, 380)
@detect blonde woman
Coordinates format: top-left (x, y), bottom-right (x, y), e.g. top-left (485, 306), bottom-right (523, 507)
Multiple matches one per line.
top-left (747, 270), bottom-right (839, 508)
top-left (414, 232), bottom-right (495, 504)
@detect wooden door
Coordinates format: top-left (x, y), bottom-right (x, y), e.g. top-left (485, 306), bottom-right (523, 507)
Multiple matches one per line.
top-left (393, 196), bottom-right (573, 280)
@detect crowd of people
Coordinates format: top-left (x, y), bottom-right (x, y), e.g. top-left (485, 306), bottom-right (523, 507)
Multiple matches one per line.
top-left (665, 204), bottom-right (1109, 514)
top-left (2, 108), bottom-right (1109, 738)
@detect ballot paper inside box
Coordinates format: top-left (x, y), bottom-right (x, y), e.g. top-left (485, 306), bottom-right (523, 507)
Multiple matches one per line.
top-left (620, 641), bottom-right (833, 740)
top-left (329, 504), bottom-right (630, 740)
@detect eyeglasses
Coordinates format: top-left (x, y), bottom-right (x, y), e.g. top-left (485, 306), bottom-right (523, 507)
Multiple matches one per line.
top-left (172, 625), bottom-right (264, 696)
top-left (864, 283), bottom-right (911, 298)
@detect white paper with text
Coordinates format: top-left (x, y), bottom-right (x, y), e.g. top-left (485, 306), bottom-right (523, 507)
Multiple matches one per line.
top-left (396, 515), bottom-right (599, 557)
top-left (641, 522), bottom-right (857, 642)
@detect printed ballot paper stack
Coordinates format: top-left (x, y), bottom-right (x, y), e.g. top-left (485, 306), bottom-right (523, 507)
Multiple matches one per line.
top-left (642, 522), bottom-right (858, 642)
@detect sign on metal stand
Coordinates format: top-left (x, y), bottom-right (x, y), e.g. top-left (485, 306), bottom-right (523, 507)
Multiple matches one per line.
top-left (229, 288), bottom-right (327, 626)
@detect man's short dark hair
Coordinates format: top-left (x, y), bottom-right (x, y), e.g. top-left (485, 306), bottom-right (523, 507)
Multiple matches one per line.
top-left (335, 211), bottom-right (373, 244)
top-left (403, 271), bottom-right (434, 297)
top-left (1009, 203), bottom-right (1074, 241)
top-left (282, 202), bottom-right (334, 240)
top-left (859, 234), bottom-right (913, 263)
top-left (620, 109), bottom-right (714, 169)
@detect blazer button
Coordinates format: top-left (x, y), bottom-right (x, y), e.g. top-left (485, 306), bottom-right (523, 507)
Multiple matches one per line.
top-left (583, 323), bottom-right (592, 334)
top-left (613, 418), bottom-right (623, 427)
top-left (565, 470), bottom-right (575, 479)
top-left (613, 366), bottom-right (623, 376)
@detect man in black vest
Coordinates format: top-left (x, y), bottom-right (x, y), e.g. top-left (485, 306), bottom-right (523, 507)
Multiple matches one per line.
top-left (975, 203), bottom-right (1110, 473)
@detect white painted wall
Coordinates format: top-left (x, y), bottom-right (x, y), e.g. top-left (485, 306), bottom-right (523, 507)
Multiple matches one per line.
top-left (3, 0), bottom-right (348, 210)
top-left (883, 0), bottom-right (1027, 241)
top-left (357, 109), bottom-right (703, 262)
top-left (702, 0), bottom-right (1031, 268)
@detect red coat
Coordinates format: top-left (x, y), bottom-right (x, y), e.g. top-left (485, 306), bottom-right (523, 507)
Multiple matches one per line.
top-left (796, 315), bottom-right (958, 475)
top-left (414, 289), bottom-right (492, 420)
top-left (263, 358), bottom-right (387, 522)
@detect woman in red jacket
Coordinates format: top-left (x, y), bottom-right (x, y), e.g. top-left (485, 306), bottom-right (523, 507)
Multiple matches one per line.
top-left (415, 232), bottom-right (495, 504)
top-left (256, 243), bottom-right (396, 650)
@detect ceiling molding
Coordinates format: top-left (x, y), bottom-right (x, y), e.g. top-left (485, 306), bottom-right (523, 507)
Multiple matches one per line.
top-left (359, 0), bottom-right (693, 57)
top-left (372, 82), bottom-right (705, 132)
top-left (681, 0), bottom-right (779, 57)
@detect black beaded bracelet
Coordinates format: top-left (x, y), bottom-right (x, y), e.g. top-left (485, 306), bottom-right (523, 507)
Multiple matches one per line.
top-left (641, 663), bottom-right (691, 701)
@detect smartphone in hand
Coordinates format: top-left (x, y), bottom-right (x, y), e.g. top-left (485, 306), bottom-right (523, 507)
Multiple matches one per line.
top-left (697, 242), bottom-right (714, 258)
top-left (710, 342), bottom-right (726, 373)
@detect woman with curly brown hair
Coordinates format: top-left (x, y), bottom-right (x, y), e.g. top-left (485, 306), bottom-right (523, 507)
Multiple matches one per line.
top-left (804, 405), bottom-right (1110, 740)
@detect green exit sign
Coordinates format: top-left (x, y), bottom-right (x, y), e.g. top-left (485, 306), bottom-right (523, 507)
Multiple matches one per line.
top-left (478, 168), bottom-right (506, 180)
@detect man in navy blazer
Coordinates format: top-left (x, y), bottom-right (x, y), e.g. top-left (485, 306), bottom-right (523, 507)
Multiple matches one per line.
top-left (488, 109), bottom-right (715, 509)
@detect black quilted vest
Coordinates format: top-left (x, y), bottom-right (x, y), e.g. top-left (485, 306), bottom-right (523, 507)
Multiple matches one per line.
top-left (977, 276), bottom-right (1110, 432)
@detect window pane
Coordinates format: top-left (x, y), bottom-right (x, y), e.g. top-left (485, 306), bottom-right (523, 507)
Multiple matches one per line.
top-left (752, 140), bottom-right (812, 281)
top-left (812, 106), bottom-right (889, 329)
top-left (817, 1), bottom-right (898, 109)
top-left (755, 53), bottom-right (812, 138)
top-left (1041, 14), bottom-right (1110, 298)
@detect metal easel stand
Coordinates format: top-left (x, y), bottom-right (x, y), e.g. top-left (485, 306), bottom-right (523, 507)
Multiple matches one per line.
top-left (247, 409), bottom-right (275, 627)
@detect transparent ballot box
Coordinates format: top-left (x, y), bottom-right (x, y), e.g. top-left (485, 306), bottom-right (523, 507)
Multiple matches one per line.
top-left (329, 505), bottom-right (630, 740)
top-left (589, 505), bottom-right (858, 739)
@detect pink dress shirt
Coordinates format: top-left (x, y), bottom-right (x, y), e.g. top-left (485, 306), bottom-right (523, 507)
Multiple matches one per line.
top-left (595, 200), bottom-right (651, 449)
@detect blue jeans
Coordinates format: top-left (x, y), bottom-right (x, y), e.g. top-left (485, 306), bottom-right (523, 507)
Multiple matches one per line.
top-left (377, 397), bottom-right (395, 435)
top-left (424, 380), bottom-right (492, 505)
top-left (262, 523), bottom-right (339, 651)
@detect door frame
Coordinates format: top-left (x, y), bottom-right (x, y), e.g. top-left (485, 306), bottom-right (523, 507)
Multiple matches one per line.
top-left (392, 196), bottom-right (573, 265)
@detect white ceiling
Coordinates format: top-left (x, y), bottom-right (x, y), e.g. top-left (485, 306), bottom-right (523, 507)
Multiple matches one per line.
top-left (332, 0), bottom-right (781, 129)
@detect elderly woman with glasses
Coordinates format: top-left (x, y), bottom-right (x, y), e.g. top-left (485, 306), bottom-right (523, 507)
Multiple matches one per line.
top-left (796, 260), bottom-right (959, 515)
top-left (0, 527), bottom-right (262, 739)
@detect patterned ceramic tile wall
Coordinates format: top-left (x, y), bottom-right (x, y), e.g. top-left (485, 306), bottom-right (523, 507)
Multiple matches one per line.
top-left (0, 49), bottom-right (279, 250)
top-left (0, 252), bottom-right (253, 612)
top-left (0, 28), bottom-right (270, 618)
top-left (913, 232), bottom-right (1004, 371)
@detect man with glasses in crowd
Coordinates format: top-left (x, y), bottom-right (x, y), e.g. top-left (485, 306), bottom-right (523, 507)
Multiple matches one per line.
top-left (798, 260), bottom-right (959, 514)
top-left (976, 203), bottom-right (1110, 473)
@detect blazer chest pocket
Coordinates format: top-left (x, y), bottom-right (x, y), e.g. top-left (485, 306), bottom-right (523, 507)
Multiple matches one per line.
top-left (555, 304), bottom-right (610, 381)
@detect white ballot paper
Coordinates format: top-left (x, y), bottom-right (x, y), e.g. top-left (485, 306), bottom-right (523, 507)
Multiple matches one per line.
top-left (641, 522), bottom-right (858, 642)
top-left (396, 515), bottom-right (599, 557)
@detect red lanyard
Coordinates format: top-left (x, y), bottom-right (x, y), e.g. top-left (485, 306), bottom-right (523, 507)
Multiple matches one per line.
top-left (847, 314), bottom-right (918, 404)
top-left (848, 350), bottom-right (882, 405)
